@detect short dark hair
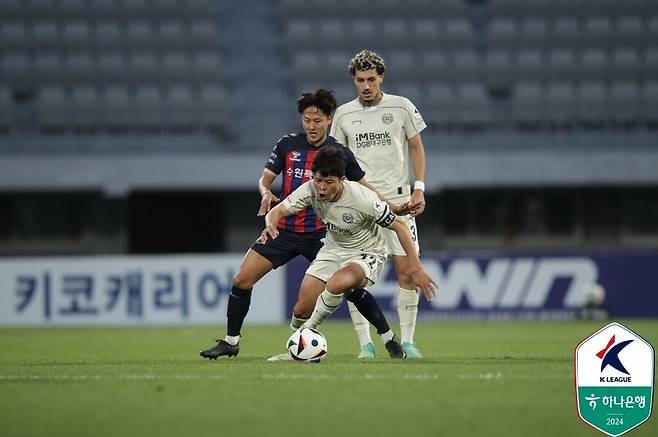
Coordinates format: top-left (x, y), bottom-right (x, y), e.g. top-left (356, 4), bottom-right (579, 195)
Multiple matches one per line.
top-left (348, 50), bottom-right (386, 75)
top-left (297, 89), bottom-right (337, 116)
top-left (312, 146), bottom-right (347, 178)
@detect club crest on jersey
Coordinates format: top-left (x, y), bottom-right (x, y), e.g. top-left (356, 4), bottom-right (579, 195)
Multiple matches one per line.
top-left (382, 113), bottom-right (394, 124)
top-left (290, 151), bottom-right (302, 161)
top-left (342, 212), bottom-right (354, 224)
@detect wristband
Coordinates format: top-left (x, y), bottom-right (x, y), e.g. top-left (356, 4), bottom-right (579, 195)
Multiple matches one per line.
top-left (413, 181), bottom-right (425, 192)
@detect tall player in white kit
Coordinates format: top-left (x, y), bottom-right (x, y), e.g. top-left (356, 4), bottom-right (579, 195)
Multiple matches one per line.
top-left (261, 146), bottom-right (437, 359)
top-left (330, 50), bottom-right (431, 358)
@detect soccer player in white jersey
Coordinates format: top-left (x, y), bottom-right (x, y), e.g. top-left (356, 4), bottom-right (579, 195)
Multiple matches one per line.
top-left (262, 146), bottom-right (437, 359)
top-left (329, 49), bottom-right (430, 359)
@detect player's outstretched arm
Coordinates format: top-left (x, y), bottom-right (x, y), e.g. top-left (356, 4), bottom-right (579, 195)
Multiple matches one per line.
top-left (388, 219), bottom-right (437, 302)
top-left (257, 169), bottom-right (280, 216)
top-left (408, 134), bottom-right (426, 218)
top-left (259, 203), bottom-right (291, 242)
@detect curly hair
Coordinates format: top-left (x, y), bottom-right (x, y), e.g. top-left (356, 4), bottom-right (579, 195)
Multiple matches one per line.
top-left (297, 88), bottom-right (338, 116)
top-left (348, 50), bottom-right (386, 75)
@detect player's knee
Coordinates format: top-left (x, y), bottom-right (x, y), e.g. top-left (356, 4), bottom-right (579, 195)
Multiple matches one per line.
top-left (232, 271), bottom-right (256, 290)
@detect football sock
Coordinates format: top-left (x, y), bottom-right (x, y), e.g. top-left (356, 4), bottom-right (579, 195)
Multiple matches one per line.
top-left (290, 314), bottom-right (308, 331)
top-left (346, 288), bottom-right (391, 335)
top-left (303, 289), bottom-right (343, 329)
top-left (347, 301), bottom-right (373, 346)
top-left (398, 287), bottom-right (419, 344)
top-left (224, 335), bottom-right (240, 346)
top-left (379, 330), bottom-right (395, 344)
top-left (226, 285), bottom-right (253, 337)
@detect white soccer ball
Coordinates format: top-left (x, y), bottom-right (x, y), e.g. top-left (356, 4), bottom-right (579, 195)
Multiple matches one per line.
top-left (584, 283), bottom-right (606, 306)
top-left (287, 327), bottom-right (328, 363)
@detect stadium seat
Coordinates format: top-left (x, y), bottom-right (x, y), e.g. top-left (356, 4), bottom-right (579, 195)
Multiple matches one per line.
top-left (608, 81), bottom-right (641, 124)
top-left (443, 19), bottom-right (475, 51)
top-left (0, 87), bottom-right (12, 131)
top-left (0, 0), bottom-right (27, 20)
top-left (511, 81), bottom-right (545, 126)
top-left (158, 22), bottom-right (186, 52)
top-left (615, 17), bottom-right (644, 49)
top-left (546, 49), bottom-right (577, 81)
top-left (482, 50), bottom-right (513, 90)
top-left (426, 81), bottom-right (456, 128)
top-left (165, 85), bottom-right (197, 129)
top-left (70, 85), bottom-right (100, 130)
top-left (576, 81), bottom-right (607, 126)
top-left (31, 22), bottom-right (60, 52)
top-left (349, 19), bottom-right (378, 48)
top-left (412, 18), bottom-right (440, 49)
top-left (643, 81), bottom-right (658, 124)
top-left (62, 21), bottom-right (93, 53)
top-left (452, 50), bottom-right (481, 83)
top-left (59, 0), bottom-right (89, 20)
top-left (95, 21), bottom-right (123, 52)
top-left (189, 21), bottom-right (220, 51)
top-left (545, 81), bottom-right (576, 126)
top-left (37, 86), bottom-right (70, 130)
top-left (380, 19), bottom-right (408, 48)
top-left (515, 49), bottom-right (545, 83)
top-left (129, 52), bottom-right (160, 85)
top-left (615, 0), bottom-right (646, 16)
top-left (551, 17), bottom-right (580, 50)
top-left (125, 22), bottom-right (156, 52)
top-left (162, 53), bottom-right (189, 84)
top-left (90, 0), bottom-right (121, 20)
top-left (122, 0), bottom-right (152, 21)
top-left (29, 0), bottom-right (58, 20)
top-left (0, 22), bottom-right (29, 53)
top-left (285, 20), bottom-right (313, 49)
top-left (456, 82), bottom-right (491, 127)
top-left (518, 18), bottom-right (550, 50)
top-left (318, 20), bottom-right (346, 49)
top-left (488, 18), bottom-right (517, 50)
top-left (191, 52), bottom-right (223, 85)
top-left (647, 18), bottom-right (658, 46)
top-left (582, 17), bottom-right (612, 50)
top-left (64, 53), bottom-right (95, 86)
top-left (97, 52), bottom-right (129, 85)
top-left (644, 48), bottom-right (658, 82)
top-left (198, 85), bottom-right (229, 132)
top-left (101, 85), bottom-right (136, 130)
top-left (579, 49), bottom-right (608, 82)
top-left (135, 85), bottom-right (165, 129)
top-left (0, 52), bottom-right (31, 88)
top-left (387, 50), bottom-right (416, 81)
top-left (34, 53), bottom-right (65, 85)
top-left (610, 49), bottom-right (641, 81)
top-left (394, 82), bottom-right (424, 110)
top-left (520, 0), bottom-right (552, 17)
top-left (419, 50), bottom-right (450, 82)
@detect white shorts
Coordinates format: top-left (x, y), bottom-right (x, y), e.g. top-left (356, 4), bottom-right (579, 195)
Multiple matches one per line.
top-left (382, 214), bottom-right (419, 257)
top-left (305, 244), bottom-right (387, 287)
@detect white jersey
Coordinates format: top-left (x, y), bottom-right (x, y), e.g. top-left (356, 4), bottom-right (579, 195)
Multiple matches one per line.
top-left (282, 180), bottom-right (396, 255)
top-left (330, 93), bottom-right (426, 200)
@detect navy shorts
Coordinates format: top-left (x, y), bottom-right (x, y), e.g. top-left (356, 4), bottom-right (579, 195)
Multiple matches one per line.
top-left (251, 228), bottom-right (325, 269)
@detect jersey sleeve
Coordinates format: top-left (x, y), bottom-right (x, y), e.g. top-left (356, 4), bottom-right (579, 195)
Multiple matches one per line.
top-left (372, 199), bottom-right (397, 228)
top-left (329, 111), bottom-right (348, 145)
top-left (403, 97), bottom-right (427, 139)
top-left (342, 145), bottom-right (366, 181)
top-left (264, 138), bottom-right (286, 174)
top-left (282, 180), bottom-right (313, 215)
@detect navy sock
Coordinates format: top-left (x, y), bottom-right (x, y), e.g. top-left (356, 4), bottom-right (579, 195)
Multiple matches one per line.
top-left (226, 286), bottom-right (253, 337)
top-left (345, 288), bottom-right (390, 335)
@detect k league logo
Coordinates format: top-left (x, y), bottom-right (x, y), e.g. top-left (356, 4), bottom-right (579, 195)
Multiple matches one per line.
top-left (575, 322), bottom-right (654, 436)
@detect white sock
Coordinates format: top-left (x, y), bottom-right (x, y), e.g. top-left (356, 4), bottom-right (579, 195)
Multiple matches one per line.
top-left (347, 300), bottom-right (373, 347)
top-left (303, 289), bottom-right (343, 329)
top-left (290, 314), bottom-right (308, 331)
top-left (224, 335), bottom-right (240, 346)
top-left (379, 330), bottom-right (394, 344)
top-left (397, 287), bottom-right (419, 344)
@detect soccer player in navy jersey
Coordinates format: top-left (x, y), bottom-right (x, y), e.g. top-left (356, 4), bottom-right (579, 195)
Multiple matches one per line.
top-left (200, 89), bottom-right (404, 360)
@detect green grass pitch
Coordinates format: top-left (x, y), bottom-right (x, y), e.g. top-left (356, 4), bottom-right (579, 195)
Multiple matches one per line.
top-left (1, 320), bottom-right (656, 437)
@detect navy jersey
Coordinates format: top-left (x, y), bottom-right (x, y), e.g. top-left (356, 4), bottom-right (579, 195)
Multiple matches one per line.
top-left (265, 133), bottom-right (366, 233)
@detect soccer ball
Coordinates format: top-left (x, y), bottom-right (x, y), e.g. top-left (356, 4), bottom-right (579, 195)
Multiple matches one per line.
top-left (287, 327), bottom-right (328, 363)
top-left (584, 283), bottom-right (606, 307)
